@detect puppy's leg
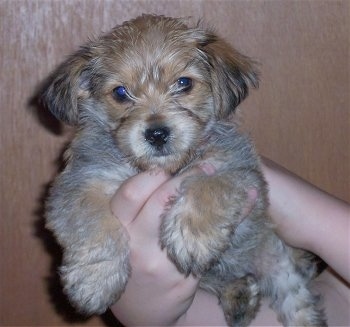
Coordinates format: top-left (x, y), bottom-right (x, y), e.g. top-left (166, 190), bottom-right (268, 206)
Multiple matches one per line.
top-left (268, 248), bottom-right (327, 326)
top-left (219, 275), bottom-right (261, 327)
top-left (47, 180), bottom-right (130, 314)
top-left (160, 172), bottom-right (249, 276)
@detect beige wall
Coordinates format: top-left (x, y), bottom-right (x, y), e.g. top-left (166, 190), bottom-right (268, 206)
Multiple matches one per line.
top-left (1, 1), bottom-right (348, 326)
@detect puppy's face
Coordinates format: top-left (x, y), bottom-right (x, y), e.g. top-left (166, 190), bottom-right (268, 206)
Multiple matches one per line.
top-left (43, 15), bottom-right (258, 173)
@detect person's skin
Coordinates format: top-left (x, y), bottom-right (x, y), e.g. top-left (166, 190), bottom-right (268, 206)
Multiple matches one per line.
top-left (262, 158), bottom-right (350, 283)
top-left (110, 160), bottom-right (350, 326)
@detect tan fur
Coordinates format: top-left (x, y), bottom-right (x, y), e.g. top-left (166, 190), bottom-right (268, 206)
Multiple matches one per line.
top-left (42, 15), bottom-right (326, 326)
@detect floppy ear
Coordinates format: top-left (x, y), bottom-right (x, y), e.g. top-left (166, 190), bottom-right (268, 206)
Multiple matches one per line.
top-left (200, 34), bottom-right (259, 118)
top-left (41, 50), bottom-right (91, 125)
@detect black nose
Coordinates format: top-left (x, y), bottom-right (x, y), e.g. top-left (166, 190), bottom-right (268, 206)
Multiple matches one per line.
top-left (145, 127), bottom-right (170, 147)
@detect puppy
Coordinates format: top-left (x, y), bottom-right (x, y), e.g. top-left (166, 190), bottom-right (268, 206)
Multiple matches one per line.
top-left (43, 14), bottom-right (327, 326)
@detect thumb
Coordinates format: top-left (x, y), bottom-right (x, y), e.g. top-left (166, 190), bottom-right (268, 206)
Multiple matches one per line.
top-left (110, 170), bottom-right (170, 227)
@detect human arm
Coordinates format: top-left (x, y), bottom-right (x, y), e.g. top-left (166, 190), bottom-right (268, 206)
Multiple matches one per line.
top-left (262, 158), bottom-right (350, 283)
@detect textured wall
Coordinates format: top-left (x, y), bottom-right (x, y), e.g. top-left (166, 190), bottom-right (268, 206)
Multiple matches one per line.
top-left (0, 1), bottom-right (348, 326)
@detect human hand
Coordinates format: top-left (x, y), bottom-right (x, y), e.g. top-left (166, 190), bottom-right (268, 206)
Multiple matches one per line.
top-left (109, 168), bottom-right (204, 326)
top-left (109, 165), bottom-right (258, 326)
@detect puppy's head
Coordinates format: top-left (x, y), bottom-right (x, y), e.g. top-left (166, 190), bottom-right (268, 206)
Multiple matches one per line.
top-left (43, 14), bottom-right (258, 173)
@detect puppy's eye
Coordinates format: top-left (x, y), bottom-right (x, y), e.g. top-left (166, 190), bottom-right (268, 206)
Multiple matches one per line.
top-left (113, 86), bottom-right (129, 102)
top-left (177, 77), bottom-right (193, 93)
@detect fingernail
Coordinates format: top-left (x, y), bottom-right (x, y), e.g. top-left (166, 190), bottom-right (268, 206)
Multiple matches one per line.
top-left (198, 162), bottom-right (216, 175)
top-left (247, 188), bottom-right (258, 202)
top-left (241, 188), bottom-right (258, 217)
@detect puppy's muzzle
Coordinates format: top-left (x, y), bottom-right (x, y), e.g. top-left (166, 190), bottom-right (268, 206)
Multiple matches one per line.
top-left (144, 126), bottom-right (170, 148)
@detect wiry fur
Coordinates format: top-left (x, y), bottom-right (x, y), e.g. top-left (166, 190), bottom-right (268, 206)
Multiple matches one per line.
top-left (43, 14), bottom-right (327, 326)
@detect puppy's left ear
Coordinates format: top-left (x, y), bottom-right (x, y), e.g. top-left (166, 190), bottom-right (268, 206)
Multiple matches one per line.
top-left (200, 34), bottom-right (259, 118)
top-left (41, 50), bottom-right (91, 125)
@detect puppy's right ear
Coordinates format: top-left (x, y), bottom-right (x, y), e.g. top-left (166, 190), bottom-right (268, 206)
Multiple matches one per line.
top-left (42, 51), bottom-right (90, 125)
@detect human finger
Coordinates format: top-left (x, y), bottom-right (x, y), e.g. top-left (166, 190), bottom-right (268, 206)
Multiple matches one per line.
top-left (110, 170), bottom-right (170, 226)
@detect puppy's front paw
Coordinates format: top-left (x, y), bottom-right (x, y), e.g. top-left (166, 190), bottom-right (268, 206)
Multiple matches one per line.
top-left (160, 175), bottom-right (246, 276)
top-left (60, 232), bottom-right (130, 315)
